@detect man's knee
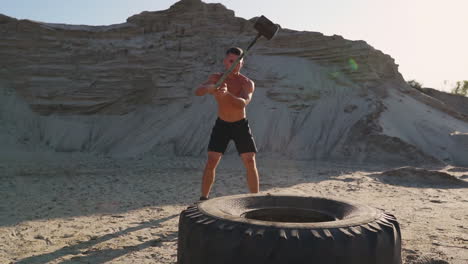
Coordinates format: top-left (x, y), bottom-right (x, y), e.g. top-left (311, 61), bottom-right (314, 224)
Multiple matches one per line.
top-left (241, 152), bottom-right (256, 167)
top-left (206, 152), bottom-right (222, 169)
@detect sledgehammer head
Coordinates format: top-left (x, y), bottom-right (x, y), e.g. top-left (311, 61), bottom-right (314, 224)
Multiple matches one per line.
top-left (254, 15), bottom-right (280, 40)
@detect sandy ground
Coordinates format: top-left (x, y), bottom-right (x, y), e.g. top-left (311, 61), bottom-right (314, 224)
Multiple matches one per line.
top-left (1, 153), bottom-right (467, 264)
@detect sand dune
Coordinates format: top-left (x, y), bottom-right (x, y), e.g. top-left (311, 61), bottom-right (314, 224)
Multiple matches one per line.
top-left (1, 0), bottom-right (468, 165)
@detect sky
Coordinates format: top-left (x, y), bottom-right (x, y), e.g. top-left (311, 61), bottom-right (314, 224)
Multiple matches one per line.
top-left (2, 0), bottom-right (467, 92)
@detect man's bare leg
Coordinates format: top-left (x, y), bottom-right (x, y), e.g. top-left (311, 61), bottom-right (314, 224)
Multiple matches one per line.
top-left (240, 152), bottom-right (259, 193)
top-left (201, 151), bottom-right (223, 199)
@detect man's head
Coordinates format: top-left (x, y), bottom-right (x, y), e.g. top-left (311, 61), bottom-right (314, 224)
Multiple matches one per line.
top-left (223, 47), bottom-right (244, 74)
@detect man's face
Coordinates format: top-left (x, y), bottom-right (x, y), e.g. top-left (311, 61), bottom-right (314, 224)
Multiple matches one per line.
top-left (223, 53), bottom-right (243, 74)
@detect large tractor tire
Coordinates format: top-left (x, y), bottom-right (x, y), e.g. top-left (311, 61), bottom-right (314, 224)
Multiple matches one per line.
top-left (177, 194), bottom-right (401, 264)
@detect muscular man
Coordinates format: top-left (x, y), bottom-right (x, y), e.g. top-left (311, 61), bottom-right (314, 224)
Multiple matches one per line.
top-left (195, 47), bottom-right (259, 201)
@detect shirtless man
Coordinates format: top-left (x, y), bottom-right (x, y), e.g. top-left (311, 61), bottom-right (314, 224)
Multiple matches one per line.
top-left (195, 47), bottom-right (259, 201)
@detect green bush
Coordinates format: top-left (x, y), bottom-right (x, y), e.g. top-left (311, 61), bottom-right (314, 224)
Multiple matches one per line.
top-left (407, 79), bottom-right (423, 91)
top-left (451, 80), bottom-right (468, 96)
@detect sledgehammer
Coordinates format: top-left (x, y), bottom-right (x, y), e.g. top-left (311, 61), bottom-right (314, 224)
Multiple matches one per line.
top-left (214, 15), bottom-right (280, 88)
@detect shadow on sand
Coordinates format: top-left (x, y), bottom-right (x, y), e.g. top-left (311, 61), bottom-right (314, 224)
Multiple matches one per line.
top-left (14, 214), bottom-right (178, 264)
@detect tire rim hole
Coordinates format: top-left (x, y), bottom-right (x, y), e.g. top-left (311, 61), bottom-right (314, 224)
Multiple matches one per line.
top-left (241, 208), bottom-right (336, 223)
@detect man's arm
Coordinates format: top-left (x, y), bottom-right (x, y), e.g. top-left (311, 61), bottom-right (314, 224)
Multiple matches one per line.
top-left (195, 74), bottom-right (220, 96)
top-left (224, 80), bottom-right (255, 108)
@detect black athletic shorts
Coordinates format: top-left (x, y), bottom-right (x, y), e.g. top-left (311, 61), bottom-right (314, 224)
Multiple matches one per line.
top-left (208, 118), bottom-right (257, 154)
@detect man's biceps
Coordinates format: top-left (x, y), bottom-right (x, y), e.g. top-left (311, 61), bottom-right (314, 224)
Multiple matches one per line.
top-left (248, 80), bottom-right (255, 90)
top-left (246, 87), bottom-right (254, 96)
top-left (209, 74), bottom-right (222, 83)
top-left (242, 92), bottom-right (252, 101)
top-left (204, 78), bottom-right (216, 85)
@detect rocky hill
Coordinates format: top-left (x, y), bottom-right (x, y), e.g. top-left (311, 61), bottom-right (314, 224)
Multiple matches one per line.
top-left (1, 0), bottom-right (467, 166)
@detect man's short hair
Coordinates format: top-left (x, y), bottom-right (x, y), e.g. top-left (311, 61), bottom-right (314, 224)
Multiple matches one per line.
top-left (226, 47), bottom-right (243, 56)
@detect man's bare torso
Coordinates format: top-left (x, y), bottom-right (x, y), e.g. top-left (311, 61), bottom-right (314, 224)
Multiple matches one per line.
top-left (211, 73), bottom-right (252, 122)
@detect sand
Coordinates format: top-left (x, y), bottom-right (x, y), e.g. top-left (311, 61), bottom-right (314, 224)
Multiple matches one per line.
top-left (1, 153), bottom-right (467, 264)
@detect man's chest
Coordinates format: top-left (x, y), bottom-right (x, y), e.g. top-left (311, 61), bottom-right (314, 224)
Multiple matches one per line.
top-left (225, 78), bottom-right (244, 96)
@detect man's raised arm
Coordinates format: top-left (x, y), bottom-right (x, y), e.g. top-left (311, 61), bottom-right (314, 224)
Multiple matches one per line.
top-left (195, 74), bottom-right (219, 96)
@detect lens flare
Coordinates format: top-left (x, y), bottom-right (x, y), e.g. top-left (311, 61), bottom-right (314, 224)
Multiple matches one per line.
top-left (348, 58), bottom-right (358, 71)
top-left (328, 71), bottom-right (340, 79)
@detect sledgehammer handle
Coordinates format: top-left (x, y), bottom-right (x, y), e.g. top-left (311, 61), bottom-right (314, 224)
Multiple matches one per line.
top-left (214, 33), bottom-right (261, 88)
